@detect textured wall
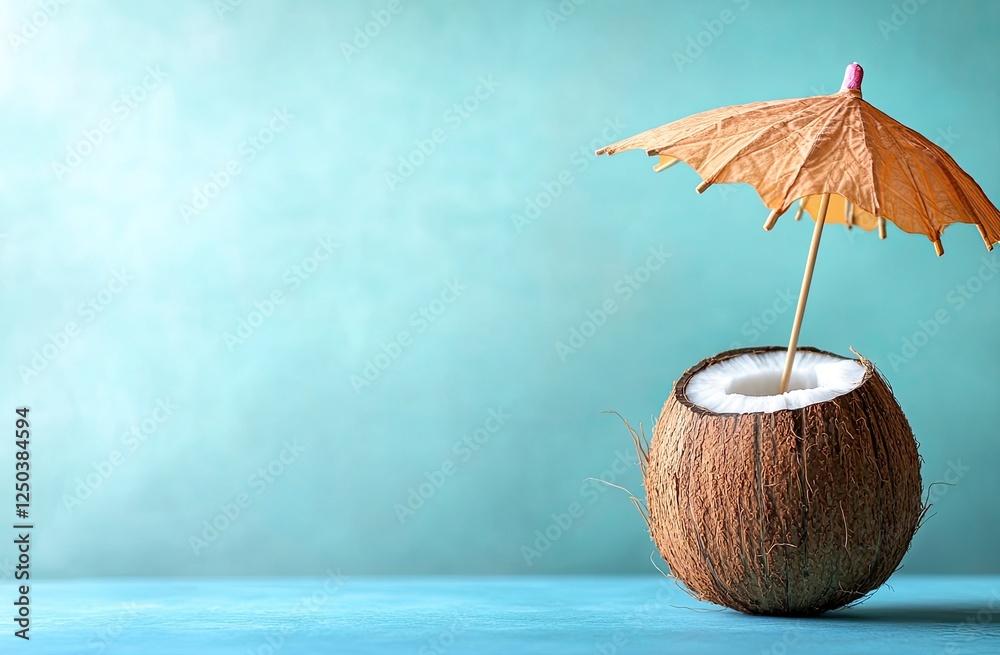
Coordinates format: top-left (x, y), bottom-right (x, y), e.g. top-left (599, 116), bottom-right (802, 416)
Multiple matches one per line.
top-left (1, 0), bottom-right (997, 578)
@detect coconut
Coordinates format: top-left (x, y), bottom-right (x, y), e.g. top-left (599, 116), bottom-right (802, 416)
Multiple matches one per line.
top-left (641, 346), bottom-right (923, 616)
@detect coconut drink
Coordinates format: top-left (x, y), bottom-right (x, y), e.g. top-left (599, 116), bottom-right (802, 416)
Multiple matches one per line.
top-left (644, 346), bottom-right (922, 615)
top-left (596, 64), bottom-right (1000, 615)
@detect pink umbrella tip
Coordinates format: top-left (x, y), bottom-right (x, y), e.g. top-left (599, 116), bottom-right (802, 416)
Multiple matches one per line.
top-left (840, 62), bottom-right (863, 93)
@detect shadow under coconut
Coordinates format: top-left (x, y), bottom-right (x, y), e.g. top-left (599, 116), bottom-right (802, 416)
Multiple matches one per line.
top-left (825, 604), bottom-right (996, 624)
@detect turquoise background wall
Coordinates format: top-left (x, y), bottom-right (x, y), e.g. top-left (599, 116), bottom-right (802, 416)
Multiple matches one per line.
top-left (1, 0), bottom-right (997, 579)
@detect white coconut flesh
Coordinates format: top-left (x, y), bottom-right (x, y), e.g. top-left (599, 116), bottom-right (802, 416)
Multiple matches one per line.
top-left (685, 350), bottom-right (866, 414)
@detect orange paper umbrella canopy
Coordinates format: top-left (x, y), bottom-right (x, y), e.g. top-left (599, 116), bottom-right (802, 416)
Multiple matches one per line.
top-left (597, 64), bottom-right (1000, 255)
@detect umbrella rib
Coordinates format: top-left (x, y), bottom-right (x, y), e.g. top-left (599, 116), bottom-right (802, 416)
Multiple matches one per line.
top-left (854, 103), bottom-right (879, 217)
top-left (599, 103), bottom-right (761, 157)
top-left (635, 99), bottom-right (801, 157)
top-left (862, 103), bottom-right (1000, 244)
top-left (867, 112), bottom-right (939, 241)
top-left (932, 149), bottom-right (997, 234)
top-left (865, 103), bottom-right (997, 239)
top-left (696, 100), bottom-right (833, 199)
top-left (777, 104), bottom-right (847, 205)
top-left (920, 135), bottom-right (1000, 242)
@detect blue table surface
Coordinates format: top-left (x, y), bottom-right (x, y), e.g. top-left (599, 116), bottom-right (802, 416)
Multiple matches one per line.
top-left (25, 575), bottom-right (1000, 654)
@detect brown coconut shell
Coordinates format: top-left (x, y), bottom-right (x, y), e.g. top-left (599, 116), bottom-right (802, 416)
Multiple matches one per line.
top-left (644, 346), bottom-right (923, 616)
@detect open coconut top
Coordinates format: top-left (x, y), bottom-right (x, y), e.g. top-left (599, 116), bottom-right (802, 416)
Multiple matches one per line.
top-left (685, 349), bottom-right (866, 414)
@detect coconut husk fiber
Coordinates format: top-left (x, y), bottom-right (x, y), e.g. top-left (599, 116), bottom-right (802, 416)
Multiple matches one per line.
top-left (643, 346), bottom-right (923, 616)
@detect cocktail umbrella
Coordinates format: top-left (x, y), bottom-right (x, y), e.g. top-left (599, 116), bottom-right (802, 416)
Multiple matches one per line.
top-left (597, 63), bottom-right (1000, 392)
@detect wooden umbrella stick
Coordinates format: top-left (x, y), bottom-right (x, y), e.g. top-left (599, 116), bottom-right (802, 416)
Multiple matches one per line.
top-left (654, 158), bottom-right (678, 173)
top-left (976, 224), bottom-right (992, 250)
top-left (779, 193), bottom-right (830, 394)
top-left (763, 207), bottom-right (786, 231)
top-left (976, 223), bottom-right (993, 250)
